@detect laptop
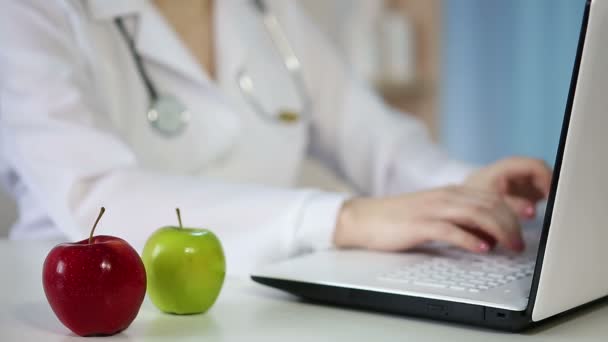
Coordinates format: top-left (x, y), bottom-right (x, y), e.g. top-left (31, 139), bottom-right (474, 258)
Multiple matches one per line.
top-left (251, 0), bottom-right (608, 331)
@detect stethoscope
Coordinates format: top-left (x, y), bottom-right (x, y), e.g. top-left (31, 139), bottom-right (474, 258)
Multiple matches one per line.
top-left (115, 0), bottom-right (312, 138)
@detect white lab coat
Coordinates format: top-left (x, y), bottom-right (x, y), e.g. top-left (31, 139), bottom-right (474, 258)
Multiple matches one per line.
top-left (0, 0), bottom-right (473, 275)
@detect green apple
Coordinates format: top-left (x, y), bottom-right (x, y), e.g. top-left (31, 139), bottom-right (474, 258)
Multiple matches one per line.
top-left (142, 208), bottom-right (226, 315)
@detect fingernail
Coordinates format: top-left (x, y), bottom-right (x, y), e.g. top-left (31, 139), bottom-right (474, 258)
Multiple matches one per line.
top-left (478, 242), bottom-right (490, 253)
top-left (524, 206), bottom-right (535, 218)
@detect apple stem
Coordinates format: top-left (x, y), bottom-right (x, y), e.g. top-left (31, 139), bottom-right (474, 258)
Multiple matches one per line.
top-left (176, 208), bottom-right (183, 229)
top-left (89, 207), bottom-right (106, 244)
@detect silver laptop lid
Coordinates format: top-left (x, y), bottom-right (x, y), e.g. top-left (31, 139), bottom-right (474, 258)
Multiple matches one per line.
top-left (530, 0), bottom-right (608, 322)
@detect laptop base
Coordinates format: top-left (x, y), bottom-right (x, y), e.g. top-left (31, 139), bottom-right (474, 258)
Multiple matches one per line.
top-left (252, 276), bottom-right (532, 332)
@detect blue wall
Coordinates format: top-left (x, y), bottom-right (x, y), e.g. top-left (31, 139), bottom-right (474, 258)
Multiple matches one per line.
top-left (441, 0), bottom-right (586, 165)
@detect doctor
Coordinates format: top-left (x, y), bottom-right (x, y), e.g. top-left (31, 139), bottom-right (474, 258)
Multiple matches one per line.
top-left (0, 0), bottom-right (551, 275)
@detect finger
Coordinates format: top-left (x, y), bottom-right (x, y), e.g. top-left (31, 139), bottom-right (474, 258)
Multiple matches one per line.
top-left (461, 226), bottom-right (497, 249)
top-left (507, 176), bottom-right (545, 203)
top-left (439, 196), bottom-right (524, 252)
top-left (502, 158), bottom-right (553, 198)
top-left (451, 187), bottom-right (524, 233)
top-left (451, 186), bottom-right (497, 204)
top-left (533, 171), bottom-right (552, 199)
top-left (504, 196), bottom-right (536, 219)
top-left (424, 222), bottom-right (492, 254)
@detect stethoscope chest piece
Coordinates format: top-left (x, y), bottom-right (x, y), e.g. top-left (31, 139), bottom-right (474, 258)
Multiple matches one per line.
top-left (117, 0), bottom-right (311, 136)
top-left (147, 95), bottom-right (191, 137)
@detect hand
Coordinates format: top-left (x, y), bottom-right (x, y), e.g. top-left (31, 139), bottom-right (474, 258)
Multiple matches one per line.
top-left (333, 185), bottom-right (525, 254)
top-left (464, 157), bottom-right (552, 219)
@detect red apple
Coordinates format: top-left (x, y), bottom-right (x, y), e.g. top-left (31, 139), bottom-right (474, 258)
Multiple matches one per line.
top-left (42, 208), bottom-right (146, 336)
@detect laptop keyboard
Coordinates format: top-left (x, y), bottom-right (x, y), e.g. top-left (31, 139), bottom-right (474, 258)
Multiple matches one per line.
top-left (378, 251), bottom-right (536, 293)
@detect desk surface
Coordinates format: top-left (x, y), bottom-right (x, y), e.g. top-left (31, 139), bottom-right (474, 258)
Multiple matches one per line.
top-left (1, 239), bottom-right (608, 341)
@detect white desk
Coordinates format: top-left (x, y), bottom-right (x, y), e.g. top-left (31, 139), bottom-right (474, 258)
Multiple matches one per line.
top-left (1, 239), bottom-right (607, 341)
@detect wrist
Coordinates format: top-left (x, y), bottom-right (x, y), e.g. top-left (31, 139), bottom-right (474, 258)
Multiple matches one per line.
top-left (333, 198), bottom-right (362, 248)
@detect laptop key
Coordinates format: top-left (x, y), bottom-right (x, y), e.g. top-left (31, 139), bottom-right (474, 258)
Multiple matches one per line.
top-left (413, 281), bottom-right (447, 289)
top-left (377, 251), bottom-right (536, 293)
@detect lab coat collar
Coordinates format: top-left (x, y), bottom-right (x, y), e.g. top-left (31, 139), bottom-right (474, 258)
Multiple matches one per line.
top-left (86, 0), bottom-right (209, 86)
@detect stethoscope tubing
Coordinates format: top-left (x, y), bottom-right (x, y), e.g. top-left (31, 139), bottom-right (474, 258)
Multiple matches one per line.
top-left (115, 18), bottom-right (159, 102)
top-left (114, 0), bottom-right (312, 137)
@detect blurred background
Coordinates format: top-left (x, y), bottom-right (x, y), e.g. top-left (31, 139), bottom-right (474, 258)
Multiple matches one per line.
top-left (0, 0), bottom-right (586, 236)
top-left (301, 0), bottom-right (585, 164)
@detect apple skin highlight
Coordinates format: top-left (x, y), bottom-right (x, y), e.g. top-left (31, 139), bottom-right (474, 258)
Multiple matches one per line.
top-left (42, 236), bottom-right (147, 336)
